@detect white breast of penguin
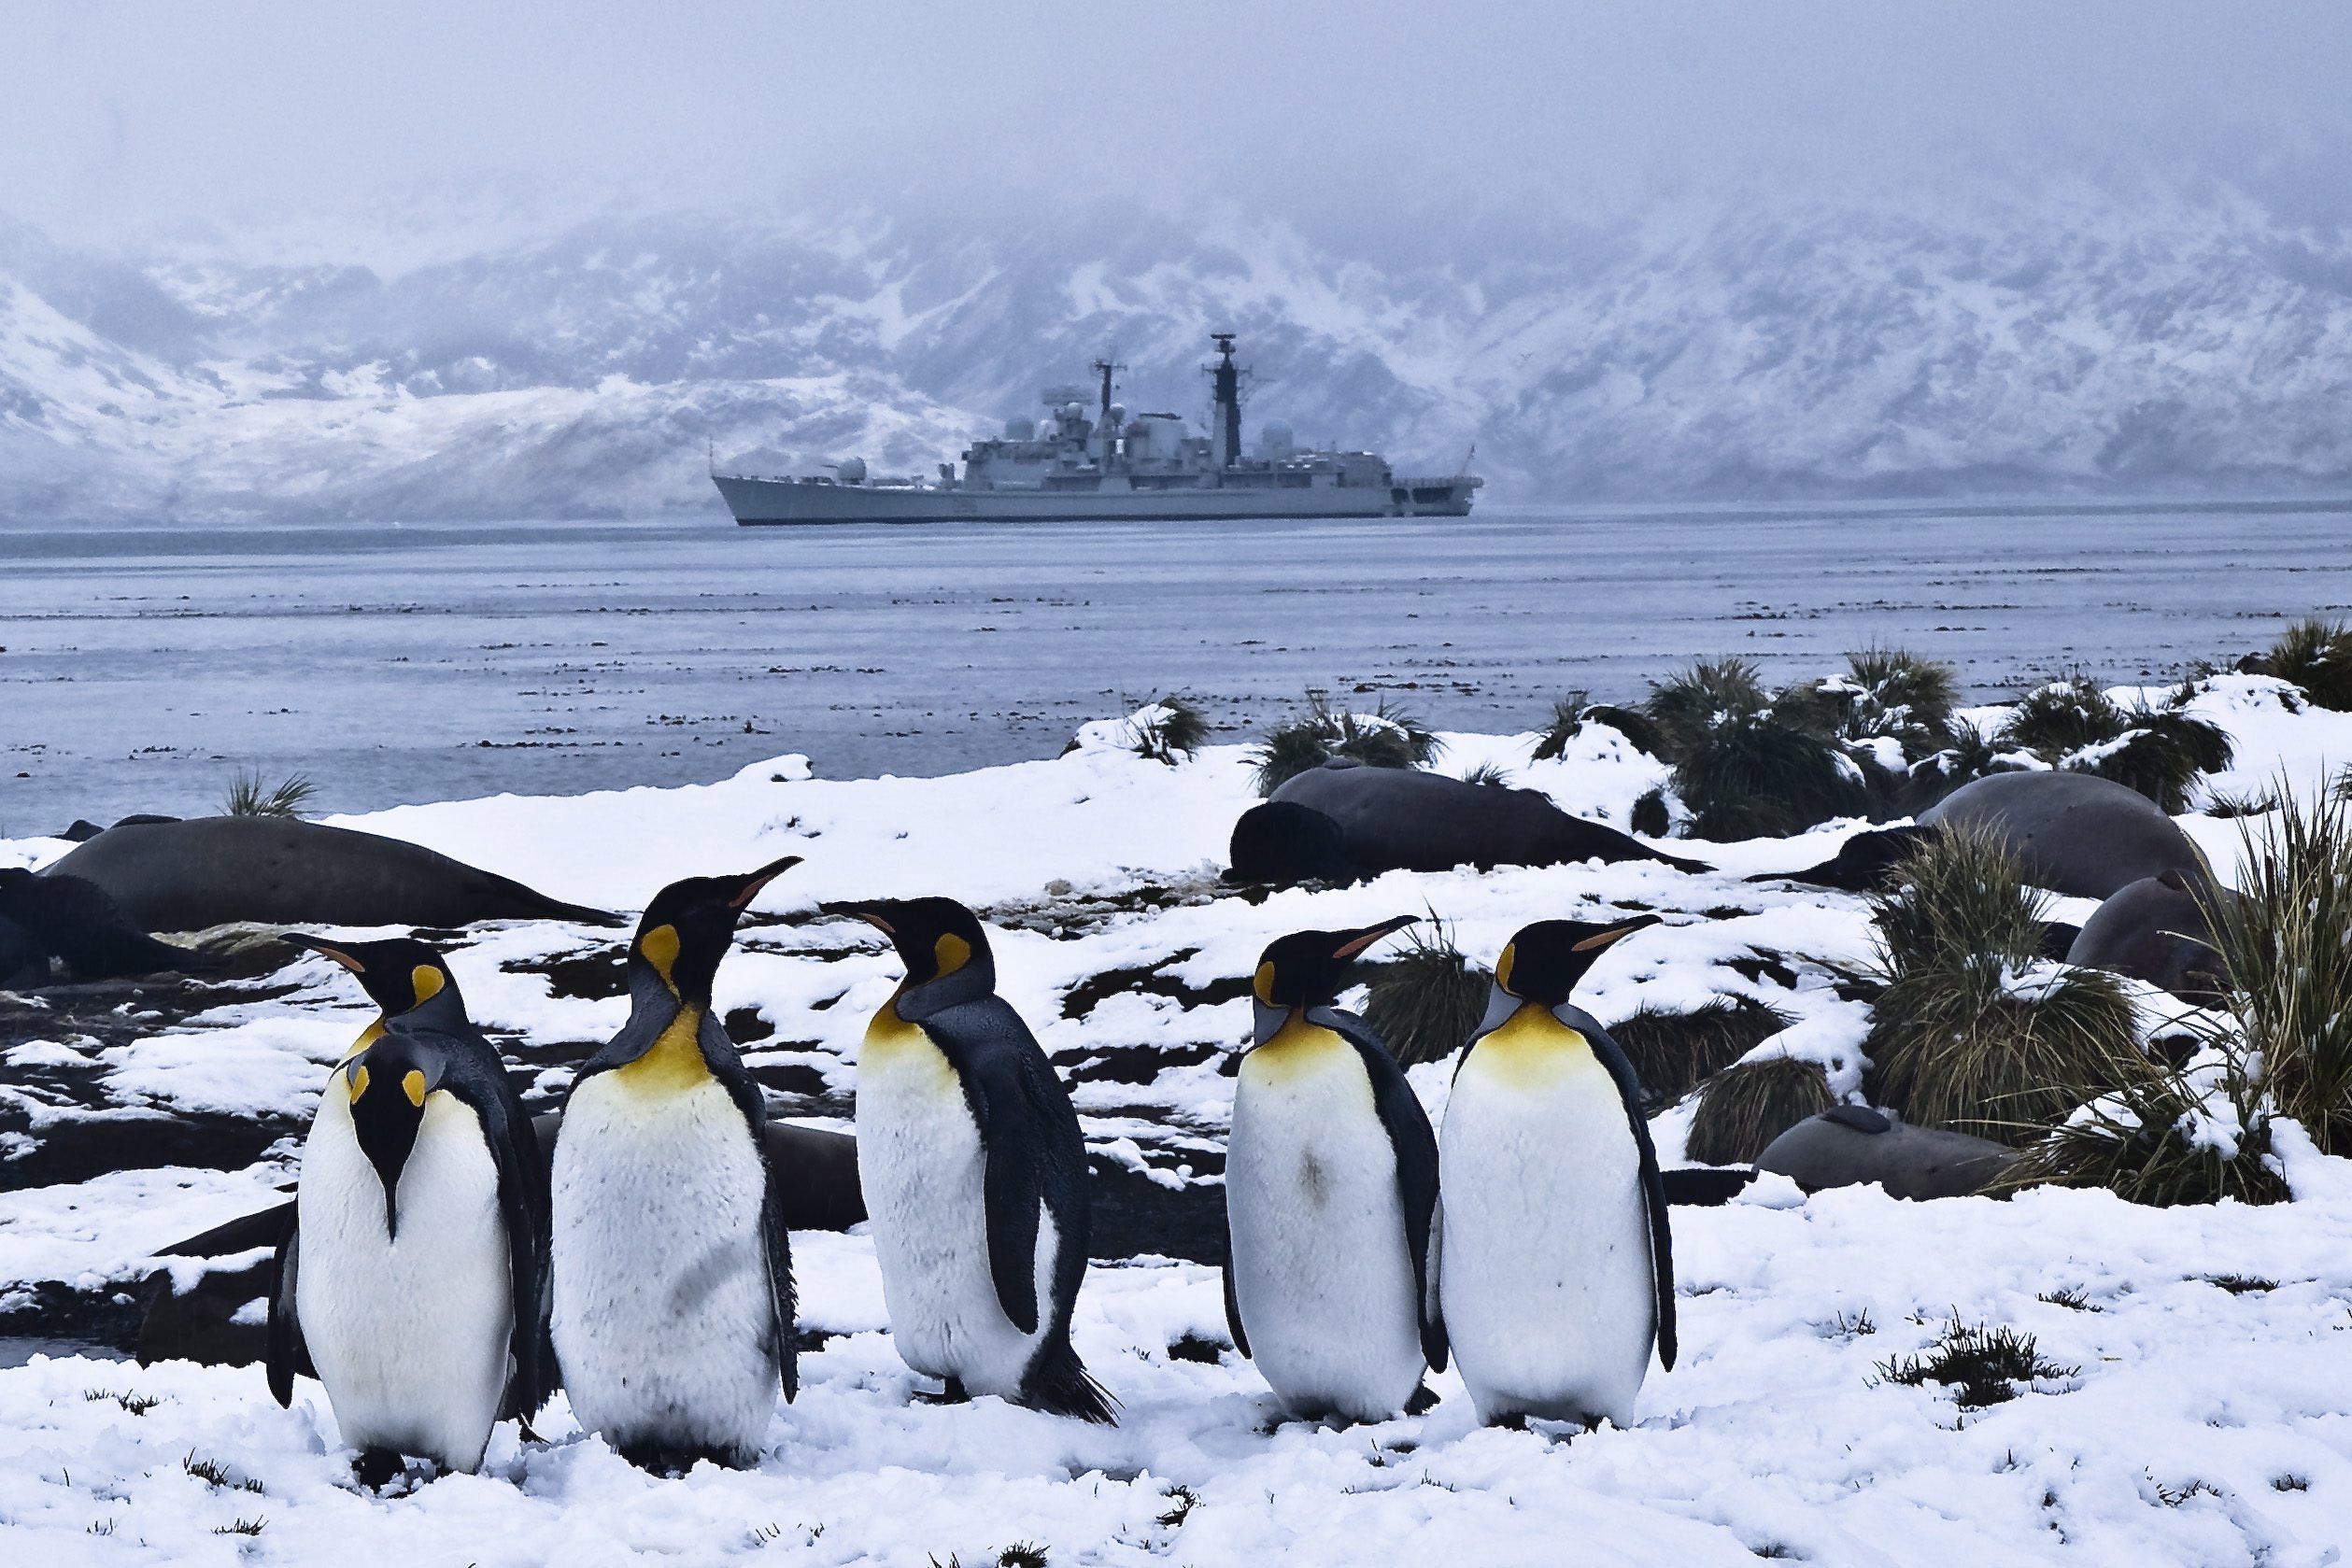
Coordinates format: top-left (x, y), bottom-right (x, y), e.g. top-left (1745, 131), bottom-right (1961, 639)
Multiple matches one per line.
top-left (1438, 1007), bottom-right (1653, 1427)
top-left (551, 1065), bottom-right (778, 1457)
top-left (856, 1008), bottom-right (1054, 1400)
top-left (294, 1086), bottom-right (513, 1473)
top-left (1227, 1019), bottom-right (1423, 1420)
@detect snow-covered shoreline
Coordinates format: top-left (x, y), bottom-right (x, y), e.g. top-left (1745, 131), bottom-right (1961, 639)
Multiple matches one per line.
top-left (3, 683), bottom-right (2349, 1564)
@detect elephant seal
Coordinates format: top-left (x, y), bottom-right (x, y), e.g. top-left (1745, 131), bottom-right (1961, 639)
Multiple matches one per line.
top-left (1919, 771), bottom-right (2205, 900)
top-left (1756, 1105), bottom-right (2014, 1199)
top-left (0, 868), bottom-right (223, 981)
top-left (2065, 869), bottom-right (2226, 1001)
top-left (1237, 760), bottom-right (1708, 881)
top-left (42, 816), bottom-right (617, 932)
top-left (0, 914), bottom-right (46, 988)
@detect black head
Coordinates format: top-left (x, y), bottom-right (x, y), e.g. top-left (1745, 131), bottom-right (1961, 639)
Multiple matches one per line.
top-left (820, 896), bottom-right (996, 1017)
top-left (282, 934), bottom-right (462, 1020)
top-left (1224, 802), bottom-right (1355, 885)
top-left (1494, 915), bottom-right (1662, 1007)
top-left (631, 856), bottom-right (801, 1007)
top-left (1250, 916), bottom-right (1417, 1033)
top-left (338, 1025), bottom-right (453, 1238)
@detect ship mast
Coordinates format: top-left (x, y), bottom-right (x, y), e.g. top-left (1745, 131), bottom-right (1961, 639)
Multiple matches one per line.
top-left (1205, 332), bottom-right (1244, 469)
top-left (1091, 352), bottom-right (1125, 429)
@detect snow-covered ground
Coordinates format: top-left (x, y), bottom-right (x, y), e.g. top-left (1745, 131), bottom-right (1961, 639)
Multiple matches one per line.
top-left (3, 681), bottom-right (2350, 1565)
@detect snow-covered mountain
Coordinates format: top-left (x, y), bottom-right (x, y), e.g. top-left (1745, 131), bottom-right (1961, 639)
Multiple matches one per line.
top-left (5, 181), bottom-right (2351, 522)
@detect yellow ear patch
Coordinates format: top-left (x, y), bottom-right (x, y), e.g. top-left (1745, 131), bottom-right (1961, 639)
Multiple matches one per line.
top-left (402, 1069), bottom-right (428, 1107)
top-left (639, 923), bottom-right (682, 991)
top-left (933, 931), bottom-right (971, 977)
top-left (1253, 960), bottom-right (1277, 1006)
top-left (1495, 944), bottom-right (1517, 996)
top-left (408, 964), bottom-right (445, 1006)
top-left (346, 1063), bottom-right (371, 1102)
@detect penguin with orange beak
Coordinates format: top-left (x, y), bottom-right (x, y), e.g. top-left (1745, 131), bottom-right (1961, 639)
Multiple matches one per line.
top-left (550, 857), bottom-right (804, 1472)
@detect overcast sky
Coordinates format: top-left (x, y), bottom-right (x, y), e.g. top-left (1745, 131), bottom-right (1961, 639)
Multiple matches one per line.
top-left (6, 0), bottom-right (2348, 258)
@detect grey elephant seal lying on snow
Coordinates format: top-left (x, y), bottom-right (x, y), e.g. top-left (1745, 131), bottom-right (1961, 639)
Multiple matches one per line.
top-left (1227, 760), bottom-right (1708, 882)
top-left (43, 816), bottom-right (617, 931)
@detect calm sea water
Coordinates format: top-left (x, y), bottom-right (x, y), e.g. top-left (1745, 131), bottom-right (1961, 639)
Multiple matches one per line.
top-left (3, 500), bottom-right (2346, 831)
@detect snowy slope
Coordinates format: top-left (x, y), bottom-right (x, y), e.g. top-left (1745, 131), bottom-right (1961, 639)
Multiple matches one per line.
top-left (6, 178), bottom-right (2352, 523)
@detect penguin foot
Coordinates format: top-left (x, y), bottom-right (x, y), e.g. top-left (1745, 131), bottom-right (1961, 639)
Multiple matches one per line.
top-left (1486, 1411), bottom-right (1530, 1433)
top-left (351, 1448), bottom-right (409, 1491)
top-left (914, 1377), bottom-right (971, 1406)
top-left (617, 1441), bottom-right (747, 1476)
top-left (1405, 1384), bottom-right (1442, 1417)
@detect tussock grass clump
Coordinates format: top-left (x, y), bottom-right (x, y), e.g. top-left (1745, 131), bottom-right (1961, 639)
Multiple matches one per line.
top-left (1361, 923), bottom-right (1489, 1067)
top-left (1997, 1040), bottom-right (2289, 1207)
top-left (1124, 696), bottom-right (1210, 763)
top-left (2266, 617), bottom-right (2352, 711)
top-left (1864, 827), bottom-right (2139, 1145)
top-left (1874, 1317), bottom-right (2077, 1409)
top-left (2202, 787), bottom-right (2352, 1153)
top-left (1458, 760), bottom-right (1513, 788)
top-left (221, 770), bottom-right (315, 818)
top-left (1991, 677), bottom-right (2232, 812)
top-left (2205, 789), bottom-right (2279, 819)
top-left (1646, 658), bottom-right (1772, 758)
top-left (1667, 713), bottom-right (1867, 841)
top-left (1684, 1054), bottom-right (1836, 1165)
top-left (1611, 996), bottom-right (1792, 1109)
top-left (1534, 697), bottom-right (1664, 760)
top-left (1251, 692), bottom-right (1440, 797)
top-left (1842, 646), bottom-right (1961, 756)
top-left (2071, 703), bottom-right (2233, 814)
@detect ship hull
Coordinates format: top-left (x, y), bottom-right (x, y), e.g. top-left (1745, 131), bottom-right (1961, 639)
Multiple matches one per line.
top-left (714, 473), bottom-right (1479, 525)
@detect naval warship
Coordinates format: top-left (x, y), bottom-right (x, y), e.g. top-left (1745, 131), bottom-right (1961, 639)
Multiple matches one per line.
top-left (712, 333), bottom-right (1481, 525)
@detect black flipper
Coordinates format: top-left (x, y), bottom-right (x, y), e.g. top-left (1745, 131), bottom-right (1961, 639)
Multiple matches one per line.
top-left (263, 1204), bottom-right (308, 1406)
top-left (1321, 1009), bottom-right (1448, 1373)
top-left (927, 995), bottom-right (1116, 1423)
top-left (1220, 1214), bottom-right (1251, 1359)
top-left (724, 1059), bottom-right (801, 1404)
top-left (1576, 1016), bottom-right (1678, 1372)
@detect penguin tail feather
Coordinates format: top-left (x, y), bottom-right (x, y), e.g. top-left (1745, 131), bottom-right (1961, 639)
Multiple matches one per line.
top-left (1023, 1338), bottom-right (1120, 1426)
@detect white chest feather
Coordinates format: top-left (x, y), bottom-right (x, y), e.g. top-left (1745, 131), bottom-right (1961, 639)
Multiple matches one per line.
top-left (1226, 1023), bottom-right (1424, 1420)
top-left (550, 1068), bottom-right (778, 1459)
top-left (856, 1010), bottom-right (1055, 1399)
top-left (294, 1088), bottom-right (513, 1473)
top-left (1438, 1010), bottom-right (1655, 1426)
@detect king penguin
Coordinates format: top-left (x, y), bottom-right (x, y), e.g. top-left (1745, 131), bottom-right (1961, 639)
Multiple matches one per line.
top-left (266, 935), bottom-right (553, 1486)
top-left (550, 857), bottom-right (802, 1472)
top-left (821, 896), bottom-right (1115, 1423)
top-left (1436, 915), bottom-right (1676, 1429)
top-left (1223, 916), bottom-right (1445, 1423)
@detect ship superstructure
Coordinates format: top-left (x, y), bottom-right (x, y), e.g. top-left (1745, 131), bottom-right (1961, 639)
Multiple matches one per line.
top-left (712, 333), bottom-right (1481, 525)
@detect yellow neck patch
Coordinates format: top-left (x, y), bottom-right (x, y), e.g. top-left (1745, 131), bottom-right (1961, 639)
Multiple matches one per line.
top-left (1240, 1010), bottom-right (1350, 1087)
top-left (613, 1005), bottom-right (713, 1093)
top-left (1466, 1002), bottom-right (1600, 1089)
top-left (639, 923), bottom-right (683, 995)
top-left (862, 993), bottom-right (956, 1089)
top-left (339, 1017), bottom-right (385, 1066)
